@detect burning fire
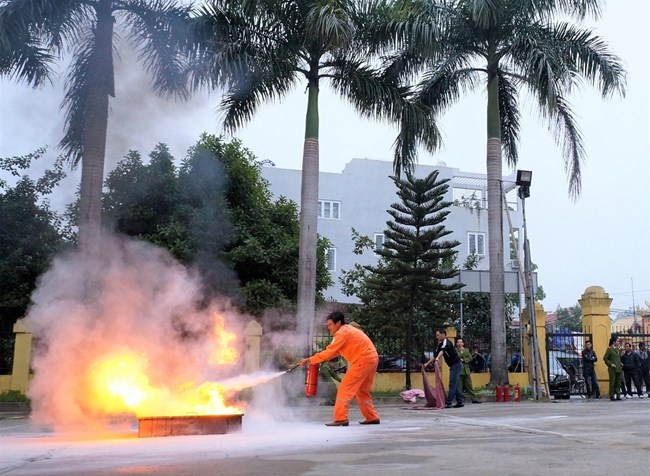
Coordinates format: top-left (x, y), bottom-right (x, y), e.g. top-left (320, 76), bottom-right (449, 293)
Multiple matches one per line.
top-left (85, 312), bottom-right (244, 418)
top-left (209, 311), bottom-right (238, 365)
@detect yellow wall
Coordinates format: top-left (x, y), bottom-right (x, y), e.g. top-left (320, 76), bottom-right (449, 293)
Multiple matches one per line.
top-left (0, 375), bottom-right (11, 393)
top-left (3, 294), bottom-right (615, 398)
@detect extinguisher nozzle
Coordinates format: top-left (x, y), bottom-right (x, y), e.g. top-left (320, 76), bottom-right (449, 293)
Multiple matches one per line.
top-left (284, 363), bottom-right (300, 373)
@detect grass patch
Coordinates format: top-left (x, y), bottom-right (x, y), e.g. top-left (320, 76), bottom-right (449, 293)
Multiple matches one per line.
top-left (371, 389), bottom-right (401, 398)
top-left (0, 390), bottom-right (29, 402)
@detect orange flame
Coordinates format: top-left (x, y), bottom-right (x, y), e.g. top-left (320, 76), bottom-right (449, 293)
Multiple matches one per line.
top-left (208, 311), bottom-right (238, 365)
top-left (85, 312), bottom-right (243, 418)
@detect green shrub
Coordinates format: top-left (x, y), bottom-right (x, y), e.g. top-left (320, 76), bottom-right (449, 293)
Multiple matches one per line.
top-left (0, 390), bottom-right (29, 402)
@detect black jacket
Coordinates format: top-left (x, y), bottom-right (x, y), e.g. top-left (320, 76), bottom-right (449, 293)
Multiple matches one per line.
top-left (436, 338), bottom-right (460, 367)
top-left (637, 349), bottom-right (649, 371)
top-left (582, 348), bottom-right (598, 369)
top-left (621, 350), bottom-right (640, 371)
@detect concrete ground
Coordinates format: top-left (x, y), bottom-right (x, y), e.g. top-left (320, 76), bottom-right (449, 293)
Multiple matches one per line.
top-left (1, 397), bottom-right (649, 476)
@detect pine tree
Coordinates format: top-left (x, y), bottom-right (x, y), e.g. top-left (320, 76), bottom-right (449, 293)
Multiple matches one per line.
top-left (362, 170), bottom-right (463, 389)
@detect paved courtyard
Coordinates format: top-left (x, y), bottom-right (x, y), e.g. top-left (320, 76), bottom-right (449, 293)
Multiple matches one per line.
top-left (1, 398), bottom-right (649, 475)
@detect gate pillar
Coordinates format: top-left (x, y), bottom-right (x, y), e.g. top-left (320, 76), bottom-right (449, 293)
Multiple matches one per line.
top-left (579, 286), bottom-right (612, 395)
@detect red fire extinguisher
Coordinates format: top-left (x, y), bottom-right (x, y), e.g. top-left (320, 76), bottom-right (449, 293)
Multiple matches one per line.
top-left (514, 383), bottom-right (521, 402)
top-left (504, 385), bottom-right (510, 402)
top-left (305, 363), bottom-right (319, 397)
top-left (495, 385), bottom-right (503, 402)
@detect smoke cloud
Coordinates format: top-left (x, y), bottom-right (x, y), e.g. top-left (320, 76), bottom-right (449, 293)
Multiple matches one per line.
top-left (25, 234), bottom-right (255, 430)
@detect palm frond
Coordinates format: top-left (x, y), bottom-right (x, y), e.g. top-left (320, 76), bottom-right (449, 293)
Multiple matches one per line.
top-left (550, 94), bottom-right (584, 199)
top-left (519, 0), bottom-right (602, 22)
top-left (391, 99), bottom-right (441, 176)
top-left (0, 26), bottom-right (53, 85)
top-left (360, 0), bottom-right (453, 56)
top-left (328, 56), bottom-right (403, 120)
top-left (470, 0), bottom-right (499, 29)
top-left (497, 71), bottom-right (520, 167)
top-left (219, 58), bottom-right (298, 132)
top-left (59, 32), bottom-right (95, 167)
top-left (415, 53), bottom-right (480, 116)
top-left (304, 0), bottom-right (355, 52)
top-left (548, 22), bottom-right (626, 97)
top-left (119, 0), bottom-right (194, 98)
top-left (186, 0), bottom-right (293, 93)
top-left (0, 0), bottom-right (89, 85)
top-left (379, 49), bottom-right (426, 85)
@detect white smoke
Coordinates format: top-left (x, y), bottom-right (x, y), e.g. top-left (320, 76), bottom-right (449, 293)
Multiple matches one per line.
top-left (25, 234), bottom-right (250, 430)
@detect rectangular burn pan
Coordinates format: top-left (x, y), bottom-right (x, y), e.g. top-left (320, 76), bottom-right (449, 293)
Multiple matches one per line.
top-left (138, 414), bottom-right (243, 438)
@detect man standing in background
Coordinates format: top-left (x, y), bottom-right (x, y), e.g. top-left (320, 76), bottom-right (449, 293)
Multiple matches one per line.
top-left (604, 336), bottom-right (622, 401)
top-left (426, 329), bottom-right (463, 408)
top-left (637, 342), bottom-right (650, 397)
top-left (456, 338), bottom-right (481, 404)
top-left (582, 341), bottom-right (601, 399)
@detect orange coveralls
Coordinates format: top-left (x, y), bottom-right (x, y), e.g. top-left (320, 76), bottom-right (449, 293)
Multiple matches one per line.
top-left (309, 325), bottom-right (379, 422)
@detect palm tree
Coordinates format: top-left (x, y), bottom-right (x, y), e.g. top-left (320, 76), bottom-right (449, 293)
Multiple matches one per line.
top-left (188, 0), bottom-right (439, 344)
top-left (380, 0), bottom-right (626, 384)
top-left (0, 0), bottom-right (192, 250)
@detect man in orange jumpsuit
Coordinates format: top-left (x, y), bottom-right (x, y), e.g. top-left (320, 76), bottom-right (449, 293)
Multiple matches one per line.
top-left (299, 311), bottom-right (380, 427)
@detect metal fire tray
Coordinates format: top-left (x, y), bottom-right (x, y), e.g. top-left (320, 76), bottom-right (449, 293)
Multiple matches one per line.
top-left (138, 414), bottom-right (243, 438)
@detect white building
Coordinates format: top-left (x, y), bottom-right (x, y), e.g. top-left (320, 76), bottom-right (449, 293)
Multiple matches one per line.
top-left (261, 158), bottom-right (525, 303)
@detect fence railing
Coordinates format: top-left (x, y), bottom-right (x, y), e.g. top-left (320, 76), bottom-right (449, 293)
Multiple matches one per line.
top-left (313, 328), bottom-right (525, 373)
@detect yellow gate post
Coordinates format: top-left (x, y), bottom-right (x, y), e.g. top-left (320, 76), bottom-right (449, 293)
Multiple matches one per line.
top-left (579, 286), bottom-right (612, 397)
top-left (10, 318), bottom-right (32, 393)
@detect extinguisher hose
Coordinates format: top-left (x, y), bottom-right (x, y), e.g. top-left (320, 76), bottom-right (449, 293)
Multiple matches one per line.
top-left (283, 363), bottom-right (301, 374)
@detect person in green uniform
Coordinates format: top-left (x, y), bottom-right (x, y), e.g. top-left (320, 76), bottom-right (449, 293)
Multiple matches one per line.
top-left (603, 336), bottom-right (623, 401)
top-left (456, 338), bottom-right (481, 404)
top-left (319, 358), bottom-right (342, 405)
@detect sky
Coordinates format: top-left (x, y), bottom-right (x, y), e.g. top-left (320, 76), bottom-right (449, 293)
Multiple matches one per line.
top-left (1, 1), bottom-right (648, 316)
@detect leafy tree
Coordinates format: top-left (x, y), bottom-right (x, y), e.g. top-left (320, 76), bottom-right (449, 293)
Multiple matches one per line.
top-left (187, 0), bottom-right (435, 343)
top-left (554, 304), bottom-right (582, 332)
top-left (191, 134), bottom-right (333, 313)
top-left (0, 149), bottom-right (68, 372)
top-left (0, 0), bottom-right (192, 249)
top-left (102, 135), bottom-right (331, 315)
top-left (379, 0), bottom-right (626, 385)
top-left (341, 170), bottom-right (462, 389)
top-left (104, 144), bottom-right (181, 241)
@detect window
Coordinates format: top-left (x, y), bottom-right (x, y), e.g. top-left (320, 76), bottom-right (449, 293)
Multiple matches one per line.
top-left (453, 188), bottom-right (485, 209)
top-left (318, 200), bottom-right (340, 220)
top-left (325, 247), bottom-right (336, 271)
top-left (374, 233), bottom-right (385, 252)
top-left (509, 229), bottom-right (520, 261)
top-left (468, 232), bottom-right (486, 256)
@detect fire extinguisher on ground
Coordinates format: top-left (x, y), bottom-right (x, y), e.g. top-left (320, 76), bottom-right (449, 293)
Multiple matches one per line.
top-left (504, 385), bottom-right (510, 402)
top-left (305, 363), bottom-right (319, 397)
top-left (514, 383), bottom-right (521, 402)
top-left (495, 385), bottom-right (503, 402)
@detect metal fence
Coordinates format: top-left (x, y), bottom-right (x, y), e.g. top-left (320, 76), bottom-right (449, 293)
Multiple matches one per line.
top-left (313, 326), bottom-right (523, 374)
top-left (545, 329), bottom-right (592, 397)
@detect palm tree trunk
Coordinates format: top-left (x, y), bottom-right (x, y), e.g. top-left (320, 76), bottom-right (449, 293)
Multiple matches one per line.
top-left (486, 71), bottom-right (507, 386)
top-left (297, 80), bottom-right (319, 349)
top-left (78, 0), bottom-right (114, 251)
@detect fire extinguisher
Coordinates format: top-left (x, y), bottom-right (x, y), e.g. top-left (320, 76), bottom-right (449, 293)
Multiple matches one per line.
top-left (495, 385), bottom-right (502, 402)
top-left (305, 363), bottom-right (319, 397)
top-left (504, 385), bottom-right (510, 402)
top-left (514, 383), bottom-right (521, 402)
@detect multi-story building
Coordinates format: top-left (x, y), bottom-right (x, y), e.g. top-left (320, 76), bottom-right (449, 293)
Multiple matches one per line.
top-left (261, 158), bottom-right (525, 303)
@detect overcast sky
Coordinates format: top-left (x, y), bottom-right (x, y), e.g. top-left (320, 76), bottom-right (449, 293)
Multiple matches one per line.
top-left (1, 2), bottom-right (648, 315)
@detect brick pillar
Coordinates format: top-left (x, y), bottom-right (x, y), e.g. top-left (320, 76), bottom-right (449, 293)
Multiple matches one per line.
top-left (244, 320), bottom-right (263, 373)
top-left (11, 318), bottom-right (32, 393)
top-left (579, 286), bottom-right (612, 396)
